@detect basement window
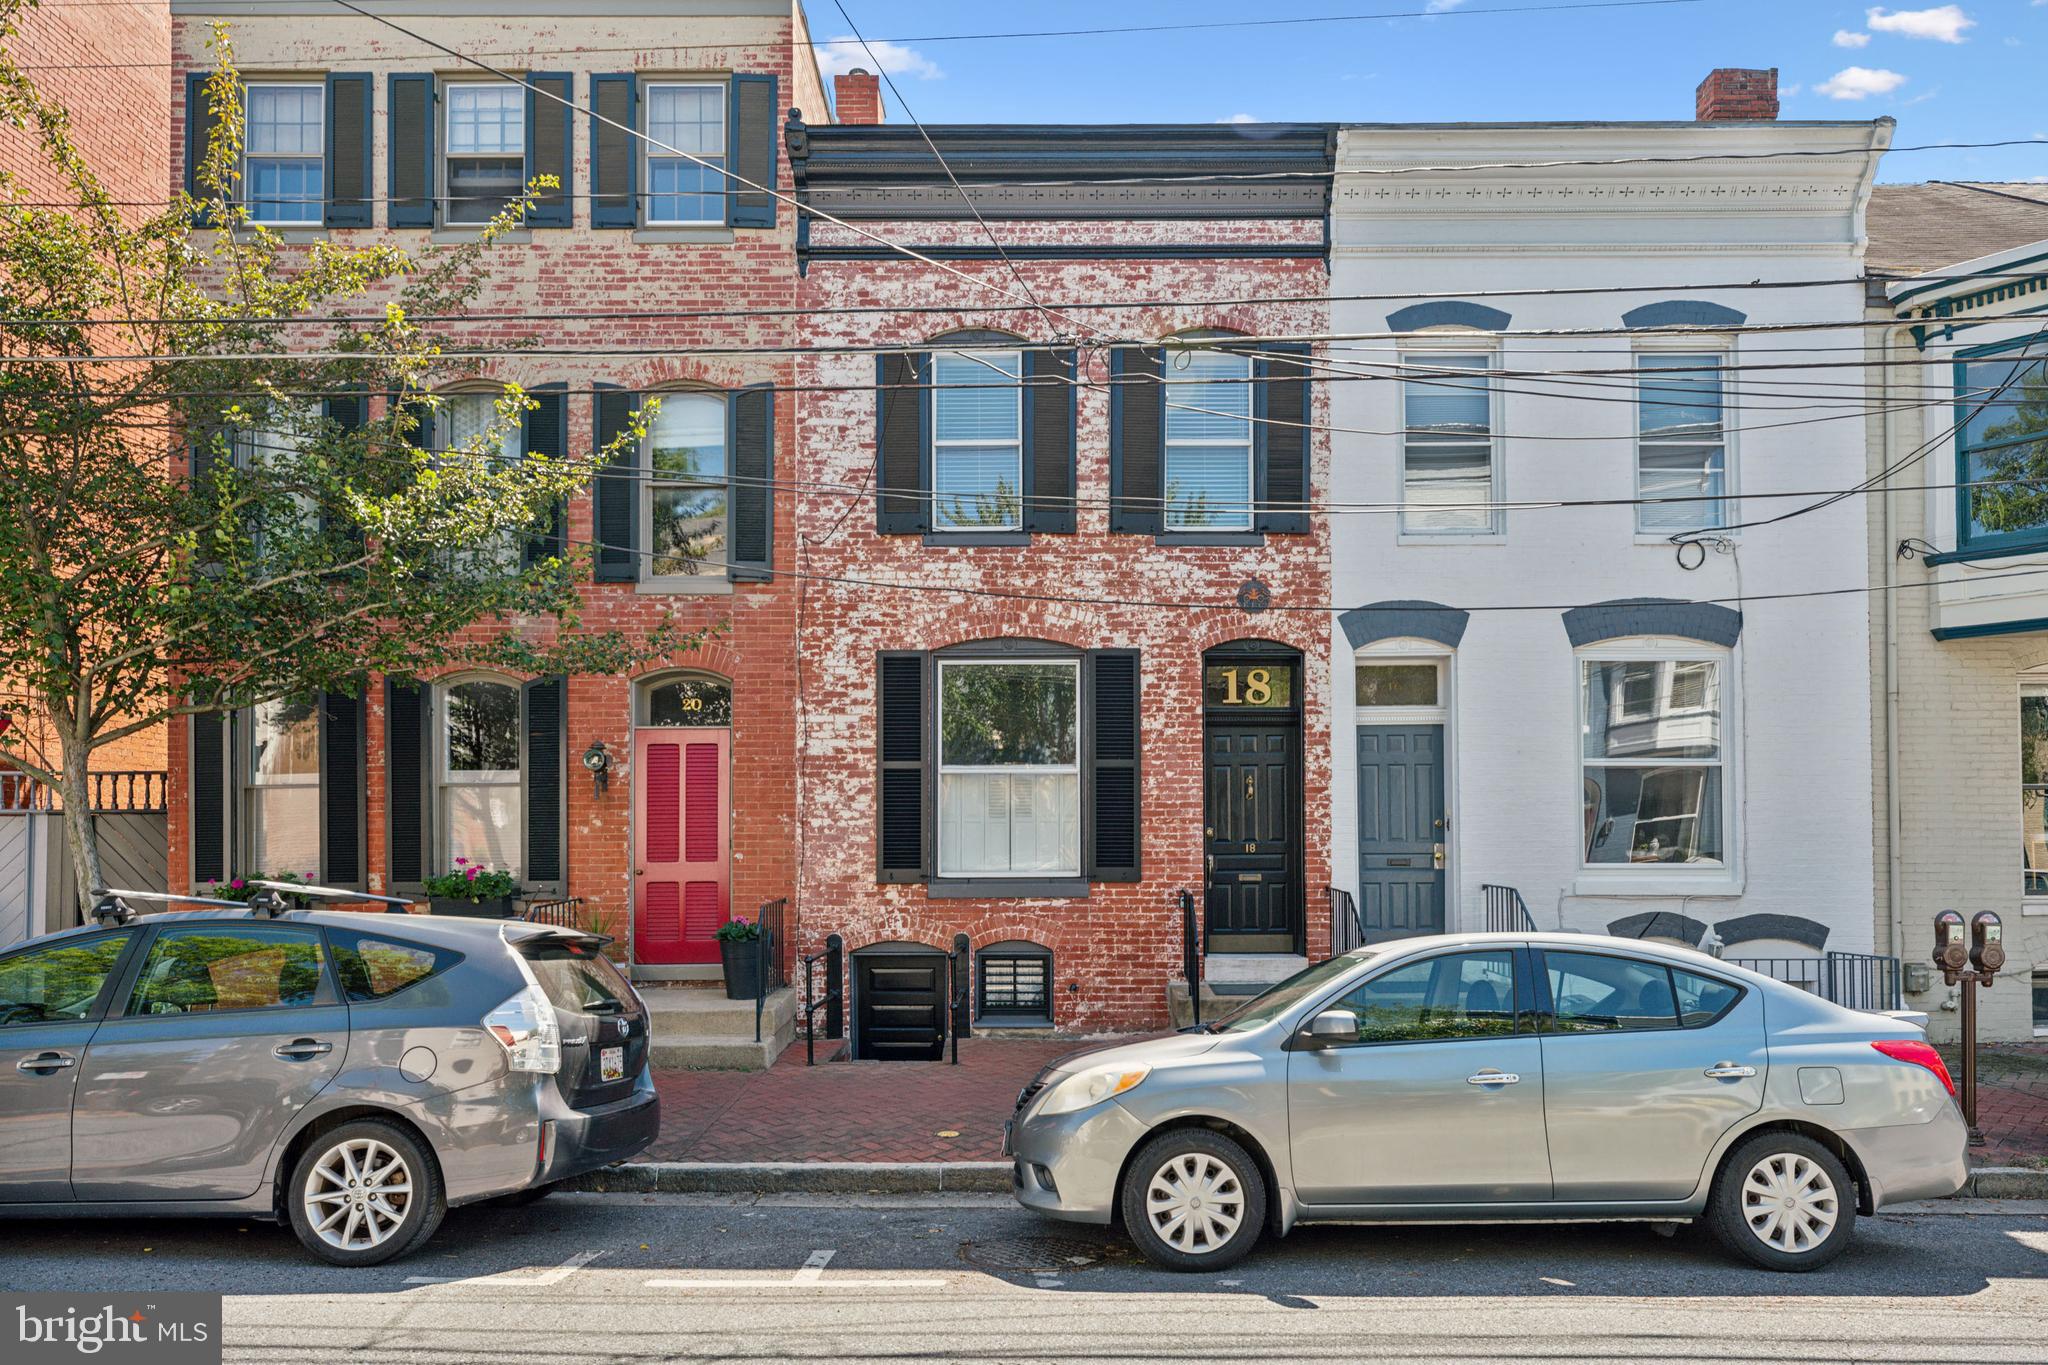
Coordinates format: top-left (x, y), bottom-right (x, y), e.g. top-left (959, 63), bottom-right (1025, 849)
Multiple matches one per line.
top-left (977, 941), bottom-right (1053, 1028)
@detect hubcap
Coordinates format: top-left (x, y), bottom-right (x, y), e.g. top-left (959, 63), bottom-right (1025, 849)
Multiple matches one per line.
top-left (305, 1138), bottom-right (413, 1251)
top-left (1146, 1153), bottom-right (1244, 1256)
top-left (1740, 1152), bottom-right (1838, 1255)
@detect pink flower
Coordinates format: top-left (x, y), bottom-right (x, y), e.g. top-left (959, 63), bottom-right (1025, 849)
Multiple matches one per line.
top-left (454, 857), bottom-right (469, 866)
top-left (230, 878), bottom-right (244, 889)
top-left (465, 866), bottom-right (480, 880)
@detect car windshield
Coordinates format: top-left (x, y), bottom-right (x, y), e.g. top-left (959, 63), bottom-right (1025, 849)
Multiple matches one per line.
top-left (1205, 951), bottom-right (1378, 1034)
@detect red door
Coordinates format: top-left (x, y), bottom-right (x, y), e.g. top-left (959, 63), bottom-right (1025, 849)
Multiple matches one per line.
top-left (633, 728), bottom-right (731, 965)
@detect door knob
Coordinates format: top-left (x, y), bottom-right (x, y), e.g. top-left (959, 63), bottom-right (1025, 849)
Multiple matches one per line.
top-left (1432, 842), bottom-right (1445, 870)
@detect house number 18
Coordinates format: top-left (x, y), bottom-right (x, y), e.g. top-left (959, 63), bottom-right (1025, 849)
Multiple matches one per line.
top-left (1217, 667), bottom-right (1273, 706)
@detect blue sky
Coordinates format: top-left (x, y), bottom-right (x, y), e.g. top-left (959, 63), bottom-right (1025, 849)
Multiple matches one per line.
top-left (810, 2), bottom-right (2048, 182)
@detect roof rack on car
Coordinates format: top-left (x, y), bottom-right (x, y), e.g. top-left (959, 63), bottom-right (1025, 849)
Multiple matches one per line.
top-left (88, 887), bottom-right (243, 926)
top-left (244, 879), bottom-right (415, 918)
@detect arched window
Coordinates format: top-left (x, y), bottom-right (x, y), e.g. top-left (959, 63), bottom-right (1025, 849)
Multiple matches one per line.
top-left (1164, 334), bottom-right (1253, 530)
top-left (438, 675), bottom-right (522, 877)
top-left (645, 390), bottom-right (728, 580)
top-left (641, 673), bottom-right (733, 727)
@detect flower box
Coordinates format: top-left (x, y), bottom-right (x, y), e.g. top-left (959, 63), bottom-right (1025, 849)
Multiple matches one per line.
top-left (428, 895), bottom-right (518, 919)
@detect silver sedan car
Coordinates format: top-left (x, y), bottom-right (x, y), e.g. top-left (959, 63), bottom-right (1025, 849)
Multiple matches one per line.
top-left (1007, 934), bottom-right (1966, 1272)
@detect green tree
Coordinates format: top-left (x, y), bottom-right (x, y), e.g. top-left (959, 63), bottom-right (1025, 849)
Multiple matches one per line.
top-left (0, 10), bottom-right (692, 910)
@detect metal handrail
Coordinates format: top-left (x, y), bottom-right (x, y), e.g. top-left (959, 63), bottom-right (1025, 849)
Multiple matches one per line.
top-left (1481, 884), bottom-right (1537, 933)
top-left (754, 898), bottom-right (787, 1045)
top-left (948, 931), bottom-right (970, 1065)
top-left (799, 933), bottom-right (843, 1066)
top-left (521, 896), bottom-right (584, 928)
top-left (1328, 885), bottom-right (1365, 956)
top-left (1180, 888), bottom-right (1202, 1029)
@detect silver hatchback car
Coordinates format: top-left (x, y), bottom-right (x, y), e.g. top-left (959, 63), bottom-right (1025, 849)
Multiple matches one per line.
top-left (1008, 934), bottom-right (1967, 1273)
top-left (0, 893), bottom-right (657, 1265)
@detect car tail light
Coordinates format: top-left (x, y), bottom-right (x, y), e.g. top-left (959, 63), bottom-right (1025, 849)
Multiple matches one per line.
top-left (1871, 1039), bottom-right (1955, 1096)
top-left (484, 985), bottom-right (561, 1074)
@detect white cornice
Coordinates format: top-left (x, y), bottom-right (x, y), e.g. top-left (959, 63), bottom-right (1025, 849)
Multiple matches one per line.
top-left (171, 1), bottom-right (787, 15)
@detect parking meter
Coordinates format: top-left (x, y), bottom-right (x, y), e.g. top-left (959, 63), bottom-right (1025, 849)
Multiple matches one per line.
top-left (1970, 910), bottom-right (2005, 980)
top-left (1933, 910), bottom-right (1968, 978)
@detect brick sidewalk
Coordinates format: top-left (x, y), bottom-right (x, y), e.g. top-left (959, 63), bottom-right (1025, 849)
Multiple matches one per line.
top-left (643, 1035), bottom-right (2048, 1168)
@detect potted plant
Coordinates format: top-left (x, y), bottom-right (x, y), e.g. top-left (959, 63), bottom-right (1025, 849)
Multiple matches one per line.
top-left (424, 860), bottom-right (520, 917)
top-left (206, 871), bottom-right (314, 907)
top-left (716, 915), bottom-right (764, 1001)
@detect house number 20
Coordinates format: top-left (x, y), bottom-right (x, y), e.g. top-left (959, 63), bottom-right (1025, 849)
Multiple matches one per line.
top-left (1216, 667), bottom-right (1274, 706)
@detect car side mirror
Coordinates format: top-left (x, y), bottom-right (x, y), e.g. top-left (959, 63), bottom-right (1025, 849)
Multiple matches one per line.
top-left (1301, 1008), bottom-right (1360, 1048)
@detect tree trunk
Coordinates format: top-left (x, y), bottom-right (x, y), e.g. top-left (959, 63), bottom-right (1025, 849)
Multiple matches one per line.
top-left (59, 742), bottom-right (103, 921)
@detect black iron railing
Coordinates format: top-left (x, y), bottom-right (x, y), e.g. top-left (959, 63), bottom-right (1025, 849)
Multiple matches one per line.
top-left (799, 933), bottom-right (844, 1066)
top-left (521, 896), bottom-right (584, 928)
top-left (1482, 884), bottom-right (1537, 933)
top-left (1328, 885), bottom-right (1365, 956)
top-left (1, 769), bottom-right (167, 814)
top-left (1727, 951), bottom-right (1903, 1011)
top-left (948, 931), bottom-right (970, 1065)
top-left (754, 898), bottom-right (787, 1045)
top-left (1180, 887), bottom-right (1202, 1029)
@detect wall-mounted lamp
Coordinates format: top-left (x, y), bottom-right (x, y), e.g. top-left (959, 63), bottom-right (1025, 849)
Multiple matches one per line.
top-left (581, 739), bottom-right (613, 797)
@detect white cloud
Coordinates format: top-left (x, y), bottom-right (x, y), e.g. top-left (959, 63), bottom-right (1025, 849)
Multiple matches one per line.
top-left (813, 35), bottom-right (942, 82)
top-left (1815, 65), bottom-right (1910, 99)
top-left (1832, 29), bottom-right (1871, 47)
top-left (1426, 0), bottom-right (1470, 10)
top-left (1779, 81), bottom-right (1803, 98)
top-left (1864, 6), bottom-right (1976, 43)
top-left (1218, 113), bottom-right (1260, 124)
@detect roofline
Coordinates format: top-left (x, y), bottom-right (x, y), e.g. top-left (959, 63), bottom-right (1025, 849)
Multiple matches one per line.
top-left (1888, 238), bottom-right (2048, 308)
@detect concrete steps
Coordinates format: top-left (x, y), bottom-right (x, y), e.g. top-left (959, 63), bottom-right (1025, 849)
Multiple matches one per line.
top-left (641, 985), bottom-right (798, 1071)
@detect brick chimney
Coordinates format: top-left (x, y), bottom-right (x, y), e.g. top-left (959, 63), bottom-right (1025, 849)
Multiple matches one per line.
top-left (834, 68), bottom-right (884, 125)
top-left (1696, 67), bottom-right (1779, 121)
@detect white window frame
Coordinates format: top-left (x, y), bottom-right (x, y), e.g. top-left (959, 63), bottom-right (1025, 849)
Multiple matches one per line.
top-left (1574, 637), bottom-right (1739, 895)
top-left (243, 81), bottom-right (324, 226)
top-left (241, 698), bottom-right (321, 878)
top-left (2020, 676), bottom-right (2048, 906)
top-left (1163, 345), bottom-right (1255, 532)
top-left (935, 657), bottom-right (1082, 879)
top-left (640, 388), bottom-right (729, 588)
top-left (641, 80), bottom-right (728, 226)
top-left (436, 673), bottom-right (523, 879)
top-left (1397, 340), bottom-right (1503, 539)
top-left (440, 81), bottom-right (526, 227)
top-left (1634, 341), bottom-right (1735, 536)
top-left (930, 349), bottom-right (1024, 533)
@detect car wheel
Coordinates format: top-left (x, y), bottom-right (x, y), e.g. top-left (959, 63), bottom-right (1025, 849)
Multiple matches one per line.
top-left (1708, 1131), bottom-right (1857, 1272)
top-left (1119, 1129), bottom-right (1266, 1272)
top-left (286, 1120), bottom-right (446, 1267)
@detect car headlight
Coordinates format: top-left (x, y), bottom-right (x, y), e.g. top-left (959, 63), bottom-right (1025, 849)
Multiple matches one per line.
top-left (1035, 1063), bottom-right (1150, 1117)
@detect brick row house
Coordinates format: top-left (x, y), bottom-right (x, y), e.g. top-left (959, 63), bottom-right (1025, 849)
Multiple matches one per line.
top-left (165, 3), bottom-right (828, 1007)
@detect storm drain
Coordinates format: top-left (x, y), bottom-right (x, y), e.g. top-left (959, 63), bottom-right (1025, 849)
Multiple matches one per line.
top-left (957, 1234), bottom-right (1117, 1273)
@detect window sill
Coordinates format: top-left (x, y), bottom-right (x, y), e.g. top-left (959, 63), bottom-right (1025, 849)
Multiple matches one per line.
top-left (634, 576), bottom-right (732, 596)
top-left (1569, 871), bottom-right (1743, 899)
top-left (1923, 536), bottom-right (2048, 566)
top-left (429, 228), bottom-right (531, 245)
top-left (925, 878), bottom-right (1089, 900)
top-left (977, 1014), bottom-right (1055, 1031)
top-left (923, 531), bottom-right (1031, 547)
top-left (1154, 531), bottom-right (1263, 547)
top-left (633, 226), bottom-right (735, 244)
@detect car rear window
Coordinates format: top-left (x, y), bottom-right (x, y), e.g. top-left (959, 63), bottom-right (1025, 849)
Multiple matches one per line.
top-left (519, 938), bottom-right (636, 1016)
top-left (329, 930), bottom-right (462, 1002)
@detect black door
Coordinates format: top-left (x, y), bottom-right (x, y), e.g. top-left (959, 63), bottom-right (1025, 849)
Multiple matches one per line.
top-left (1205, 723), bottom-right (1300, 951)
top-left (1356, 725), bottom-right (1446, 941)
top-left (854, 954), bottom-right (945, 1061)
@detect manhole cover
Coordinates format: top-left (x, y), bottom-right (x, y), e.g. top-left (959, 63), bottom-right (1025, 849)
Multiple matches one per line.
top-left (957, 1234), bottom-right (1113, 1273)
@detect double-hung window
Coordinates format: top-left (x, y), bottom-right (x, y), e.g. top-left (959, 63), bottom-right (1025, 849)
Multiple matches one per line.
top-left (644, 83), bottom-right (726, 224)
top-left (439, 677), bottom-right (522, 878)
top-left (1400, 354), bottom-right (1497, 534)
top-left (245, 698), bottom-right (320, 876)
top-left (433, 391), bottom-right (524, 572)
top-left (645, 392), bottom-right (728, 578)
top-left (1958, 343), bottom-right (2048, 553)
top-left (245, 84), bottom-right (323, 224)
top-left (931, 351), bottom-right (1022, 532)
top-left (937, 660), bottom-right (1080, 877)
top-left (1164, 348), bottom-right (1254, 530)
top-left (232, 405), bottom-right (315, 560)
top-left (443, 83), bottom-right (525, 225)
top-left (1581, 653), bottom-right (1727, 868)
top-left (1637, 352), bottom-right (1729, 532)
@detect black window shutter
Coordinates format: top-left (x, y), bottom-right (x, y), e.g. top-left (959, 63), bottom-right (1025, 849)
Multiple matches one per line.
top-left (385, 677), bottom-right (430, 886)
top-left (522, 382), bottom-right (567, 567)
top-left (323, 73), bottom-right (373, 227)
top-left (1256, 343), bottom-right (1311, 534)
top-left (524, 73), bottom-right (573, 228)
top-left (387, 74), bottom-right (436, 228)
top-left (1109, 348), bottom-right (1164, 534)
top-left (318, 689), bottom-right (365, 887)
top-left (726, 73), bottom-right (778, 228)
top-left (728, 383), bottom-right (774, 580)
top-left (320, 394), bottom-right (366, 550)
top-left (1087, 650), bottom-right (1141, 881)
top-left (184, 71), bottom-right (219, 226)
top-left (522, 677), bottom-right (566, 887)
top-left (875, 352), bottom-right (929, 535)
top-left (590, 74), bottom-right (638, 228)
top-left (593, 384), bottom-right (641, 581)
top-left (876, 652), bottom-right (930, 882)
top-left (1023, 349), bottom-right (1078, 534)
top-left (190, 710), bottom-right (227, 884)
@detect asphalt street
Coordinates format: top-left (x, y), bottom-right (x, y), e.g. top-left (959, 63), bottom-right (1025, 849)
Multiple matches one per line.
top-left (5, 1193), bottom-right (2046, 1363)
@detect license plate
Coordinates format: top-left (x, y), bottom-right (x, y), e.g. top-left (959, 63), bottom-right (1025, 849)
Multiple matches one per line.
top-left (601, 1045), bottom-right (625, 1082)
top-left (1001, 1120), bottom-right (1013, 1157)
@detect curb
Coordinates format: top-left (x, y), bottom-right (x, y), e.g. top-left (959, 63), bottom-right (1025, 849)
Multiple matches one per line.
top-left (566, 1161), bottom-right (1013, 1195)
top-left (566, 1161), bottom-right (2048, 1200)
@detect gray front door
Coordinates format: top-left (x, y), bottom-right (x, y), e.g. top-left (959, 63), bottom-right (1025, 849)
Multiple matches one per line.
top-left (1356, 725), bottom-right (1445, 942)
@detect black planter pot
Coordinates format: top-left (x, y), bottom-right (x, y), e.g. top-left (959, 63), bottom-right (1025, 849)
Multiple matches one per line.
top-left (430, 895), bottom-right (518, 918)
top-left (720, 937), bottom-right (765, 1001)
